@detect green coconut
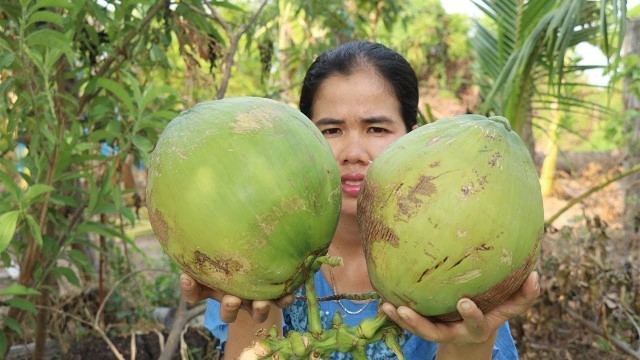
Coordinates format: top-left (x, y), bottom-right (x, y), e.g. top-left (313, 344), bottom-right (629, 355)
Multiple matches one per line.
top-left (146, 97), bottom-right (341, 300)
top-left (358, 115), bottom-right (543, 321)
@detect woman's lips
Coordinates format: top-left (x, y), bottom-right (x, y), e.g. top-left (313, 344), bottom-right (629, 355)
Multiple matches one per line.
top-left (341, 173), bottom-right (365, 197)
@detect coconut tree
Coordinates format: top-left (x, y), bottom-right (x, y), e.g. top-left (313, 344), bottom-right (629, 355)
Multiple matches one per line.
top-left (470, 0), bottom-right (627, 160)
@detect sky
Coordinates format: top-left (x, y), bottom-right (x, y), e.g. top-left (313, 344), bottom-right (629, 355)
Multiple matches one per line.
top-left (442, 0), bottom-right (640, 17)
top-left (441, 0), bottom-right (640, 85)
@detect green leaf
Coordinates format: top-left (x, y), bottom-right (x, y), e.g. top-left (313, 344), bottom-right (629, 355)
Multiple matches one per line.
top-left (77, 221), bottom-right (127, 240)
top-left (25, 29), bottom-right (73, 58)
top-left (209, 1), bottom-right (245, 12)
top-left (25, 214), bottom-right (43, 247)
top-left (0, 76), bottom-right (14, 97)
top-left (132, 134), bottom-right (154, 153)
top-left (0, 170), bottom-right (21, 201)
top-left (3, 317), bottom-right (23, 336)
top-left (0, 210), bottom-right (21, 254)
top-left (53, 266), bottom-right (80, 287)
top-left (97, 78), bottom-right (134, 113)
top-left (26, 10), bottom-right (66, 28)
top-left (121, 206), bottom-right (136, 225)
top-left (0, 284), bottom-right (41, 296)
top-left (87, 129), bottom-right (120, 143)
top-left (67, 249), bottom-right (93, 273)
top-left (7, 297), bottom-right (38, 314)
top-left (48, 193), bottom-right (81, 207)
top-left (87, 175), bottom-right (99, 215)
top-left (23, 184), bottom-right (54, 205)
top-left (0, 330), bottom-right (6, 355)
top-left (1, 52), bottom-right (16, 67)
top-left (122, 72), bottom-right (142, 111)
top-left (33, 0), bottom-right (74, 10)
top-left (140, 85), bottom-right (176, 109)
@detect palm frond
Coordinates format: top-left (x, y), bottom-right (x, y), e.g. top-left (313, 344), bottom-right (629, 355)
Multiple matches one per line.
top-left (470, 0), bottom-right (627, 139)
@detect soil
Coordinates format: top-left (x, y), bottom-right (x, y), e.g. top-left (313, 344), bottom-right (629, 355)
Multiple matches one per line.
top-left (66, 327), bottom-right (221, 360)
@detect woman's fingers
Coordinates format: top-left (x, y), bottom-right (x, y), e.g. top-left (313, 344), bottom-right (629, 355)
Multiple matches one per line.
top-left (179, 272), bottom-right (295, 324)
top-left (274, 294), bottom-right (295, 309)
top-left (457, 299), bottom-right (489, 341)
top-left (220, 294), bottom-right (243, 323)
top-left (250, 300), bottom-right (272, 323)
top-left (382, 302), bottom-right (440, 341)
top-left (180, 273), bottom-right (221, 302)
top-left (180, 273), bottom-right (203, 303)
top-left (484, 271), bottom-right (540, 325)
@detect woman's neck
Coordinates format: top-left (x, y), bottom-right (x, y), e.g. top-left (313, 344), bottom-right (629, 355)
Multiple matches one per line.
top-left (329, 214), bottom-right (362, 257)
top-left (324, 213), bottom-right (373, 293)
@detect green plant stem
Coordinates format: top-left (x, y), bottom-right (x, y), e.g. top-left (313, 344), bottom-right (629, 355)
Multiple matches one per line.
top-left (305, 261), bottom-right (322, 336)
top-left (254, 256), bottom-right (405, 358)
top-left (545, 163), bottom-right (640, 227)
top-left (306, 255), bottom-right (342, 335)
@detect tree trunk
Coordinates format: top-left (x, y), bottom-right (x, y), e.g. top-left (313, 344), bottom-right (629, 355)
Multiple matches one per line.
top-left (277, 0), bottom-right (294, 103)
top-left (623, 18), bottom-right (640, 232)
top-left (540, 100), bottom-right (560, 196)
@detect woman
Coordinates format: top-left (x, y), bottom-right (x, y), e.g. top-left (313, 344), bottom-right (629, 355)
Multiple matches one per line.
top-left (180, 41), bottom-right (540, 359)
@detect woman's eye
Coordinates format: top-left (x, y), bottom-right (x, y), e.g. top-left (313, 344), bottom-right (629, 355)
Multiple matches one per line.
top-left (321, 128), bottom-right (341, 135)
top-left (368, 127), bottom-right (387, 134)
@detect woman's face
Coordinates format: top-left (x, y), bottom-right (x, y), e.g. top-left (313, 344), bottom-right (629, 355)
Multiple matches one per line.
top-left (311, 68), bottom-right (408, 217)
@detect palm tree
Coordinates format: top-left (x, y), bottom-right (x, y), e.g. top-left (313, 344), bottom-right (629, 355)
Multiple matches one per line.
top-left (470, 0), bottom-right (627, 159)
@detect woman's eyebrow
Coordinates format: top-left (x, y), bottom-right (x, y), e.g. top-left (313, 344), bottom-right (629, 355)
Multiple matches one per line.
top-left (362, 116), bottom-right (395, 125)
top-left (314, 118), bottom-right (344, 126)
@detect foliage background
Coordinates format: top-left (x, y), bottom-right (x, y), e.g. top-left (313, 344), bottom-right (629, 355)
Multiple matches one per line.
top-left (0, 0), bottom-right (638, 359)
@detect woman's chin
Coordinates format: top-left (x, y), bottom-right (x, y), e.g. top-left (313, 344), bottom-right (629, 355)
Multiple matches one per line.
top-left (341, 196), bottom-right (358, 218)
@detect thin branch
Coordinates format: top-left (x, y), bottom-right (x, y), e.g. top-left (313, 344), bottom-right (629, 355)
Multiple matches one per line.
top-left (38, 306), bottom-right (126, 360)
top-left (94, 268), bottom-right (170, 329)
top-left (76, 0), bottom-right (166, 115)
top-left (130, 330), bottom-right (137, 360)
top-left (158, 298), bottom-right (207, 360)
top-left (204, 1), bottom-right (231, 34)
top-left (563, 306), bottom-right (640, 359)
top-left (181, 0), bottom-right (270, 99)
top-left (239, 0), bottom-right (270, 35)
top-left (545, 163), bottom-right (640, 227)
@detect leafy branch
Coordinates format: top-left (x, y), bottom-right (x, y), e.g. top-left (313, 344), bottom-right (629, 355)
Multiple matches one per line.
top-left (563, 305), bottom-right (640, 360)
top-left (181, 0), bottom-right (270, 99)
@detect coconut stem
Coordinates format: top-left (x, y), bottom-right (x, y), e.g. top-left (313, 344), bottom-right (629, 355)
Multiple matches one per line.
top-left (254, 254), bottom-right (406, 358)
top-left (306, 258), bottom-right (323, 336)
top-left (256, 310), bottom-right (404, 358)
top-left (305, 255), bottom-right (343, 335)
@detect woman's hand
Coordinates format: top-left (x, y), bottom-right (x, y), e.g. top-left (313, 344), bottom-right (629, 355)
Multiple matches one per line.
top-left (381, 271), bottom-right (540, 345)
top-left (179, 273), bottom-right (295, 323)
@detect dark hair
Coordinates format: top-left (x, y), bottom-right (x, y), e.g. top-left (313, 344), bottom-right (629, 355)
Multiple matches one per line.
top-left (299, 41), bottom-right (418, 131)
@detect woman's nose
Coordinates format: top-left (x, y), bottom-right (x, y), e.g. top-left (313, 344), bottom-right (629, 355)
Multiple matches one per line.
top-left (340, 134), bottom-right (370, 165)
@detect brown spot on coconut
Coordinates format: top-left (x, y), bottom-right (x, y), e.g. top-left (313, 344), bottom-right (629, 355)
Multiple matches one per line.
top-left (395, 175), bottom-right (437, 221)
top-left (148, 207), bottom-right (169, 248)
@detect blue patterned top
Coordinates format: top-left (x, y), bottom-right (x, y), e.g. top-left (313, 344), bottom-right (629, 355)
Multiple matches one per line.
top-left (204, 271), bottom-right (519, 359)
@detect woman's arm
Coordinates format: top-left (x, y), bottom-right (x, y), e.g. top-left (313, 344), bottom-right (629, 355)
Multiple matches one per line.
top-left (224, 306), bottom-right (282, 360)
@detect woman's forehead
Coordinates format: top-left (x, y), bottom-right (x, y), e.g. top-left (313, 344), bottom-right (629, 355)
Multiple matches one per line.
top-left (311, 69), bottom-right (401, 120)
